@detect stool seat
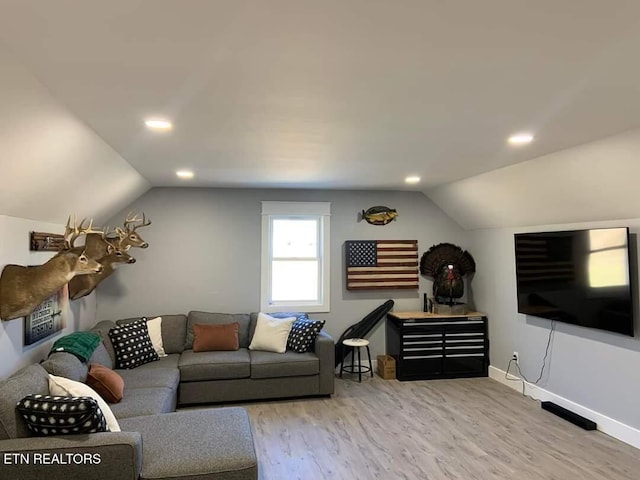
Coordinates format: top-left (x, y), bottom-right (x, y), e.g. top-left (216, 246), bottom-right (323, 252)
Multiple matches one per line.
top-left (343, 338), bottom-right (369, 347)
top-left (340, 338), bottom-right (373, 382)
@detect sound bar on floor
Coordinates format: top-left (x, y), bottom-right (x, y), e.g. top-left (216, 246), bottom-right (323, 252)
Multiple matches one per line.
top-left (541, 401), bottom-right (597, 431)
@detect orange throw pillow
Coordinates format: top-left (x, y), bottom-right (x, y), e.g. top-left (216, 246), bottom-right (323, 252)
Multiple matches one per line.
top-left (86, 363), bottom-right (125, 403)
top-left (193, 323), bottom-right (239, 352)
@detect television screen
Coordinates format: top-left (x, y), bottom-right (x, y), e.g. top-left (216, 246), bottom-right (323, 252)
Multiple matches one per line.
top-left (514, 227), bottom-right (634, 336)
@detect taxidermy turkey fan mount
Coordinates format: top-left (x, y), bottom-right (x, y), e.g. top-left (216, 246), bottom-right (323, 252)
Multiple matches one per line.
top-left (420, 243), bottom-right (476, 305)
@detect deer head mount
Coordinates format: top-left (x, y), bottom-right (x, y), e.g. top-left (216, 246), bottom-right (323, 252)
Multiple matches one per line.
top-left (70, 212), bottom-right (150, 302)
top-left (0, 216), bottom-right (104, 321)
top-left (116, 212), bottom-right (151, 249)
top-left (68, 238), bottom-right (136, 300)
top-left (84, 212), bottom-right (151, 260)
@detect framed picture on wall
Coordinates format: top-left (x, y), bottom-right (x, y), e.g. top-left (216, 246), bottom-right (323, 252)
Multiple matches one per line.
top-left (24, 284), bottom-right (68, 346)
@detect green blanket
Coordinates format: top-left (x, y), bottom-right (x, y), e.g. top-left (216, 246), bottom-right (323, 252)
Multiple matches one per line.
top-left (50, 331), bottom-right (101, 362)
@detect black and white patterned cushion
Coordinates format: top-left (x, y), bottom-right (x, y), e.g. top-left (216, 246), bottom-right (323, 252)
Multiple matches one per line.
top-left (286, 318), bottom-right (326, 353)
top-left (108, 319), bottom-right (159, 369)
top-left (16, 394), bottom-right (108, 436)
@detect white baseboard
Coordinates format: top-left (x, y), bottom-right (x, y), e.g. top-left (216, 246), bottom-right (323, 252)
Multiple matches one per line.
top-left (489, 365), bottom-right (640, 450)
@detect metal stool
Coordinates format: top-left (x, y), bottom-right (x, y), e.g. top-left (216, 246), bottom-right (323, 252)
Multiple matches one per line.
top-left (340, 338), bottom-right (373, 382)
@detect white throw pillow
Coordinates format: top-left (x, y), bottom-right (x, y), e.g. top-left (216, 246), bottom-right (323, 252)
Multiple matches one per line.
top-left (248, 312), bottom-right (297, 353)
top-left (48, 374), bottom-right (121, 432)
top-left (146, 316), bottom-right (167, 357)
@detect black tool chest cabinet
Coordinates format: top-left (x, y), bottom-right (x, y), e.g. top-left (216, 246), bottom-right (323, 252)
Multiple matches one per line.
top-left (386, 312), bottom-right (489, 381)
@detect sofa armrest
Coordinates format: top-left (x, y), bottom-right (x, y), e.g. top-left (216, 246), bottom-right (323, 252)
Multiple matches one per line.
top-left (0, 431), bottom-right (142, 480)
top-left (314, 330), bottom-right (335, 395)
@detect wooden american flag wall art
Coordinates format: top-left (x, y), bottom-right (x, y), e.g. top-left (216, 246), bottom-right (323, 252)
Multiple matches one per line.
top-left (345, 240), bottom-right (419, 290)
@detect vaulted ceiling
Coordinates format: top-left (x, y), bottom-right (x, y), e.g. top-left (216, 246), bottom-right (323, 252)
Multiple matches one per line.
top-left (2, 1), bottom-right (640, 226)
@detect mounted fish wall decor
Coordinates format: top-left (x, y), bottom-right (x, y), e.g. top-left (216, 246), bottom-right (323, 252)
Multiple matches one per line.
top-left (361, 206), bottom-right (398, 225)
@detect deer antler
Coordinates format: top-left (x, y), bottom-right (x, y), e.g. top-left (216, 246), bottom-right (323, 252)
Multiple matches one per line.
top-left (123, 212), bottom-right (151, 233)
top-left (106, 230), bottom-right (132, 252)
top-left (134, 213), bottom-right (152, 231)
top-left (64, 215), bottom-right (104, 249)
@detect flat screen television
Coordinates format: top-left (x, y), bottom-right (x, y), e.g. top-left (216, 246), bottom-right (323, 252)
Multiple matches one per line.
top-left (514, 227), bottom-right (634, 336)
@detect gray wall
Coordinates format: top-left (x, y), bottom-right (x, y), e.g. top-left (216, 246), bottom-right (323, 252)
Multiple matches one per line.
top-left (472, 219), bottom-right (640, 429)
top-left (96, 187), bottom-right (469, 357)
top-left (0, 215), bottom-right (96, 378)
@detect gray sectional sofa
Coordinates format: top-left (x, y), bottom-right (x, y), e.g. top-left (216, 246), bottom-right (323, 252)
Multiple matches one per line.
top-left (0, 311), bottom-right (335, 480)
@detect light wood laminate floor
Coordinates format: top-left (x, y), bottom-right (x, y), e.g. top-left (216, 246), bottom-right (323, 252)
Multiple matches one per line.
top-left (236, 376), bottom-right (640, 480)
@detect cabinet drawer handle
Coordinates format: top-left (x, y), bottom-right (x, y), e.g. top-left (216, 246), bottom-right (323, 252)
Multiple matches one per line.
top-left (447, 353), bottom-right (485, 358)
top-left (404, 355), bottom-right (443, 359)
top-left (404, 334), bottom-right (441, 339)
top-left (405, 321), bottom-right (482, 326)
top-left (444, 339), bottom-right (483, 343)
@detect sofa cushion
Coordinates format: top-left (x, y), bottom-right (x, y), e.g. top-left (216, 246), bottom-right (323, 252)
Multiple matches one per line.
top-left (108, 387), bottom-right (176, 419)
top-left (248, 313), bottom-right (296, 353)
top-left (117, 314), bottom-right (187, 355)
top-left (193, 322), bottom-right (239, 352)
top-left (145, 316), bottom-right (167, 357)
top-left (122, 353), bottom-right (179, 370)
top-left (89, 320), bottom-right (119, 364)
top-left (118, 408), bottom-right (257, 480)
top-left (40, 352), bottom-right (89, 382)
top-left (88, 341), bottom-right (114, 369)
top-left (48, 374), bottom-right (120, 432)
top-left (179, 349), bottom-right (250, 381)
top-left (17, 394), bottom-right (109, 436)
top-left (186, 312), bottom-right (251, 349)
top-left (109, 320), bottom-right (159, 369)
top-left (87, 364), bottom-right (125, 403)
top-left (157, 314), bottom-right (188, 354)
top-left (287, 318), bottom-right (326, 353)
top-left (0, 364), bottom-right (50, 440)
top-left (249, 350), bottom-right (320, 379)
top-left (249, 311), bottom-right (308, 341)
top-left (117, 367), bottom-right (180, 390)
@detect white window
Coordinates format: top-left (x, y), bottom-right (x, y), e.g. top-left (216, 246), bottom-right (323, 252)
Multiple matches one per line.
top-left (261, 201), bottom-right (330, 313)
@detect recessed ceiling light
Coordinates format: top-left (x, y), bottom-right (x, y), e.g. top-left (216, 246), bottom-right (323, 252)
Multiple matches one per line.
top-left (176, 170), bottom-right (194, 179)
top-left (508, 133), bottom-right (534, 145)
top-left (145, 118), bottom-right (173, 131)
top-left (405, 176), bottom-right (421, 184)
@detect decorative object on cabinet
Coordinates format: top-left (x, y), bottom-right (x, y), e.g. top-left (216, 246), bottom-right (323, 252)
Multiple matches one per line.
top-left (346, 240), bottom-right (418, 290)
top-left (360, 206), bottom-right (398, 225)
top-left (419, 242), bottom-right (475, 308)
top-left (386, 311), bottom-right (488, 381)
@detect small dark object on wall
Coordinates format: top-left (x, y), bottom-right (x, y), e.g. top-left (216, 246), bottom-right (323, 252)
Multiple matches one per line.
top-left (420, 242), bottom-right (475, 305)
top-left (361, 206), bottom-right (398, 225)
top-left (30, 231), bottom-right (65, 251)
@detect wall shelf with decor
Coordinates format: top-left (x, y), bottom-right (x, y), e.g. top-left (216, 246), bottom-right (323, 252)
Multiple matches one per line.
top-left (386, 311), bottom-right (489, 381)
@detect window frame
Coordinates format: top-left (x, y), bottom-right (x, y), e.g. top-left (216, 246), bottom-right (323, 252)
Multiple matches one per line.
top-left (260, 201), bottom-right (331, 313)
